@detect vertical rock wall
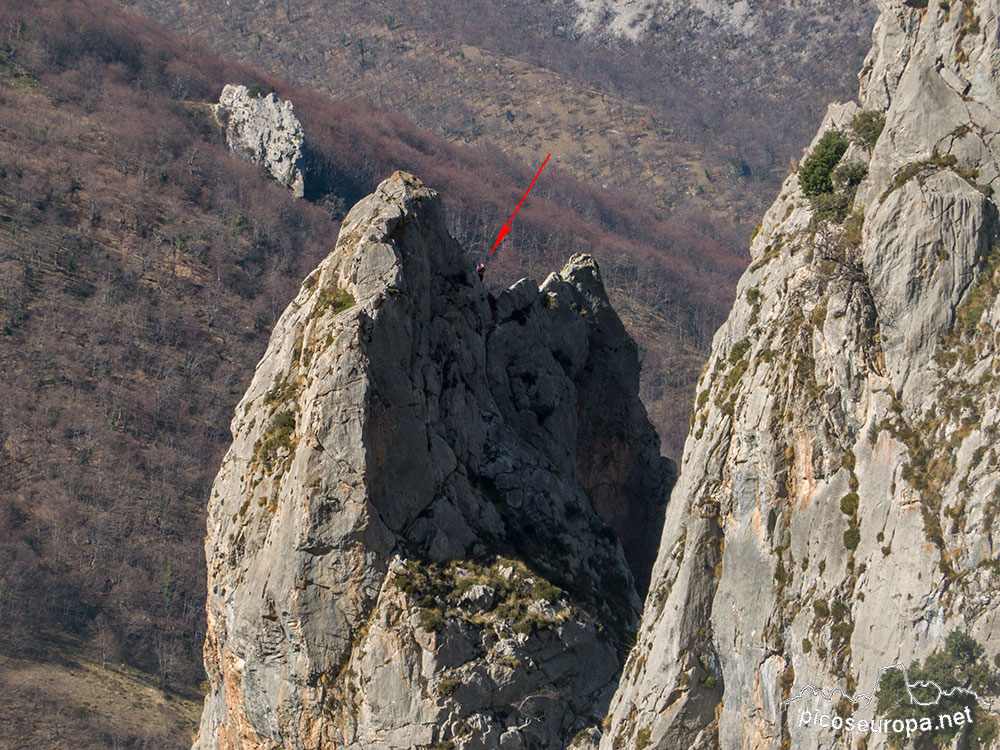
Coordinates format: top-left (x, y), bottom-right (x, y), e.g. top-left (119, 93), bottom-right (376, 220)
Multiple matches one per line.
top-left (603, 2), bottom-right (1000, 748)
top-left (192, 172), bottom-right (674, 750)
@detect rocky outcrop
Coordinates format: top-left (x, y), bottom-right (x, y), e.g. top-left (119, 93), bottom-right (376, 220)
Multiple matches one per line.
top-left (192, 172), bottom-right (674, 750)
top-left (575, 0), bottom-right (754, 40)
top-left (603, 1), bottom-right (1000, 748)
top-left (216, 84), bottom-right (306, 197)
top-left (574, 0), bottom-right (872, 42)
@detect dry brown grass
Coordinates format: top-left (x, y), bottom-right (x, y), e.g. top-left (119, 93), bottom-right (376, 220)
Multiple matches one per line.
top-left (0, 637), bottom-right (202, 750)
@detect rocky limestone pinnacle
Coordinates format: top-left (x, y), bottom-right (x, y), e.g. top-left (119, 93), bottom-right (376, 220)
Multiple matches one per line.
top-left (216, 83), bottom-right (307, 197)
top-left (192, 172), bottom-right (674, 750)
top-left (602, 1), bottom-right (1000, 748)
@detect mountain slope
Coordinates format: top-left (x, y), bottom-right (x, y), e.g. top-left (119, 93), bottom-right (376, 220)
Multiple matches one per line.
top-left (0, 7), bottom-right (342, 746)
top-left (193, 172), bottom-right (673, 750)
top-left (129, 0), bottom-right (874, 239)
top-left (604, 1), bottom-right (1000, 747)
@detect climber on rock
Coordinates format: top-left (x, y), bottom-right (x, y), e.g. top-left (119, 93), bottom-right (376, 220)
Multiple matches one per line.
top-left (477, 262), bottom-right (497, 320)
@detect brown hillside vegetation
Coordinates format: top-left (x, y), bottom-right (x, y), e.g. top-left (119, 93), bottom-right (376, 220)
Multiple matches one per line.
top-left (0, 636), bottom-right (202, 749)
top-left (133, 0), bottom-right (873, 246)
top-left (130, 0), bottom-right (873, 456)
top-left (0, 1), bottom-right (742, 746)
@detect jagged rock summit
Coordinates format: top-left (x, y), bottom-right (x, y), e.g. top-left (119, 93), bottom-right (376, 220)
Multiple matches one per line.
top-left (192, 172), bottom-right (674, 750)
top-left (603, 1), bottom-right (1000, 748)
top-left (216, 83), bottom-right (307, 197)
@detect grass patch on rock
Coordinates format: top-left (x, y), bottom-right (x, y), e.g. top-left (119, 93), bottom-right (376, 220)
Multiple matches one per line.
top-left (393, 557), bottom-right (575, 636)
top-left (314, 286), bottom-right (356, 317)
top-left (252, 409), bottom-right (297, 473)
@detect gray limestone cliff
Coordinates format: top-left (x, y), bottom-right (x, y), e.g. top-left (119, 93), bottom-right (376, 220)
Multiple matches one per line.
top-left (191, 172), bottom-right (674, 750)
top-left (216, 83), bottom-right (307, 197)
top-left (603, 1), bottom-right (1000, 748)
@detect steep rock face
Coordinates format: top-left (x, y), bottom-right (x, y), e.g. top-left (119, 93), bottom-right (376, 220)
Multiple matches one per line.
top-left (192, 172), bottom-right (674, 750)
top-left (604, 2), bottom-right (1000, 748)
top-left (216, 83), bottom-right (307, 197)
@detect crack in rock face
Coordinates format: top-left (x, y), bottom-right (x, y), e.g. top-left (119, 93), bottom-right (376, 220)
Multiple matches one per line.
top-left (192, 171), bottom-right (674, 750)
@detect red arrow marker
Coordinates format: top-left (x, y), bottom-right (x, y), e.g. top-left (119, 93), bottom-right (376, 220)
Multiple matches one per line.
top-left (490, 153), bottom-right (551, 256)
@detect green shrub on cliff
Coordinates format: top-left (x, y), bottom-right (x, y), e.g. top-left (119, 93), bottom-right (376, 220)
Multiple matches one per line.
top-left (798, 129), bottom-right (849, 196)
top-left (876, 631), bottom-right (999, 748)
top-left (848, 109), bottom-right (886, 152)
